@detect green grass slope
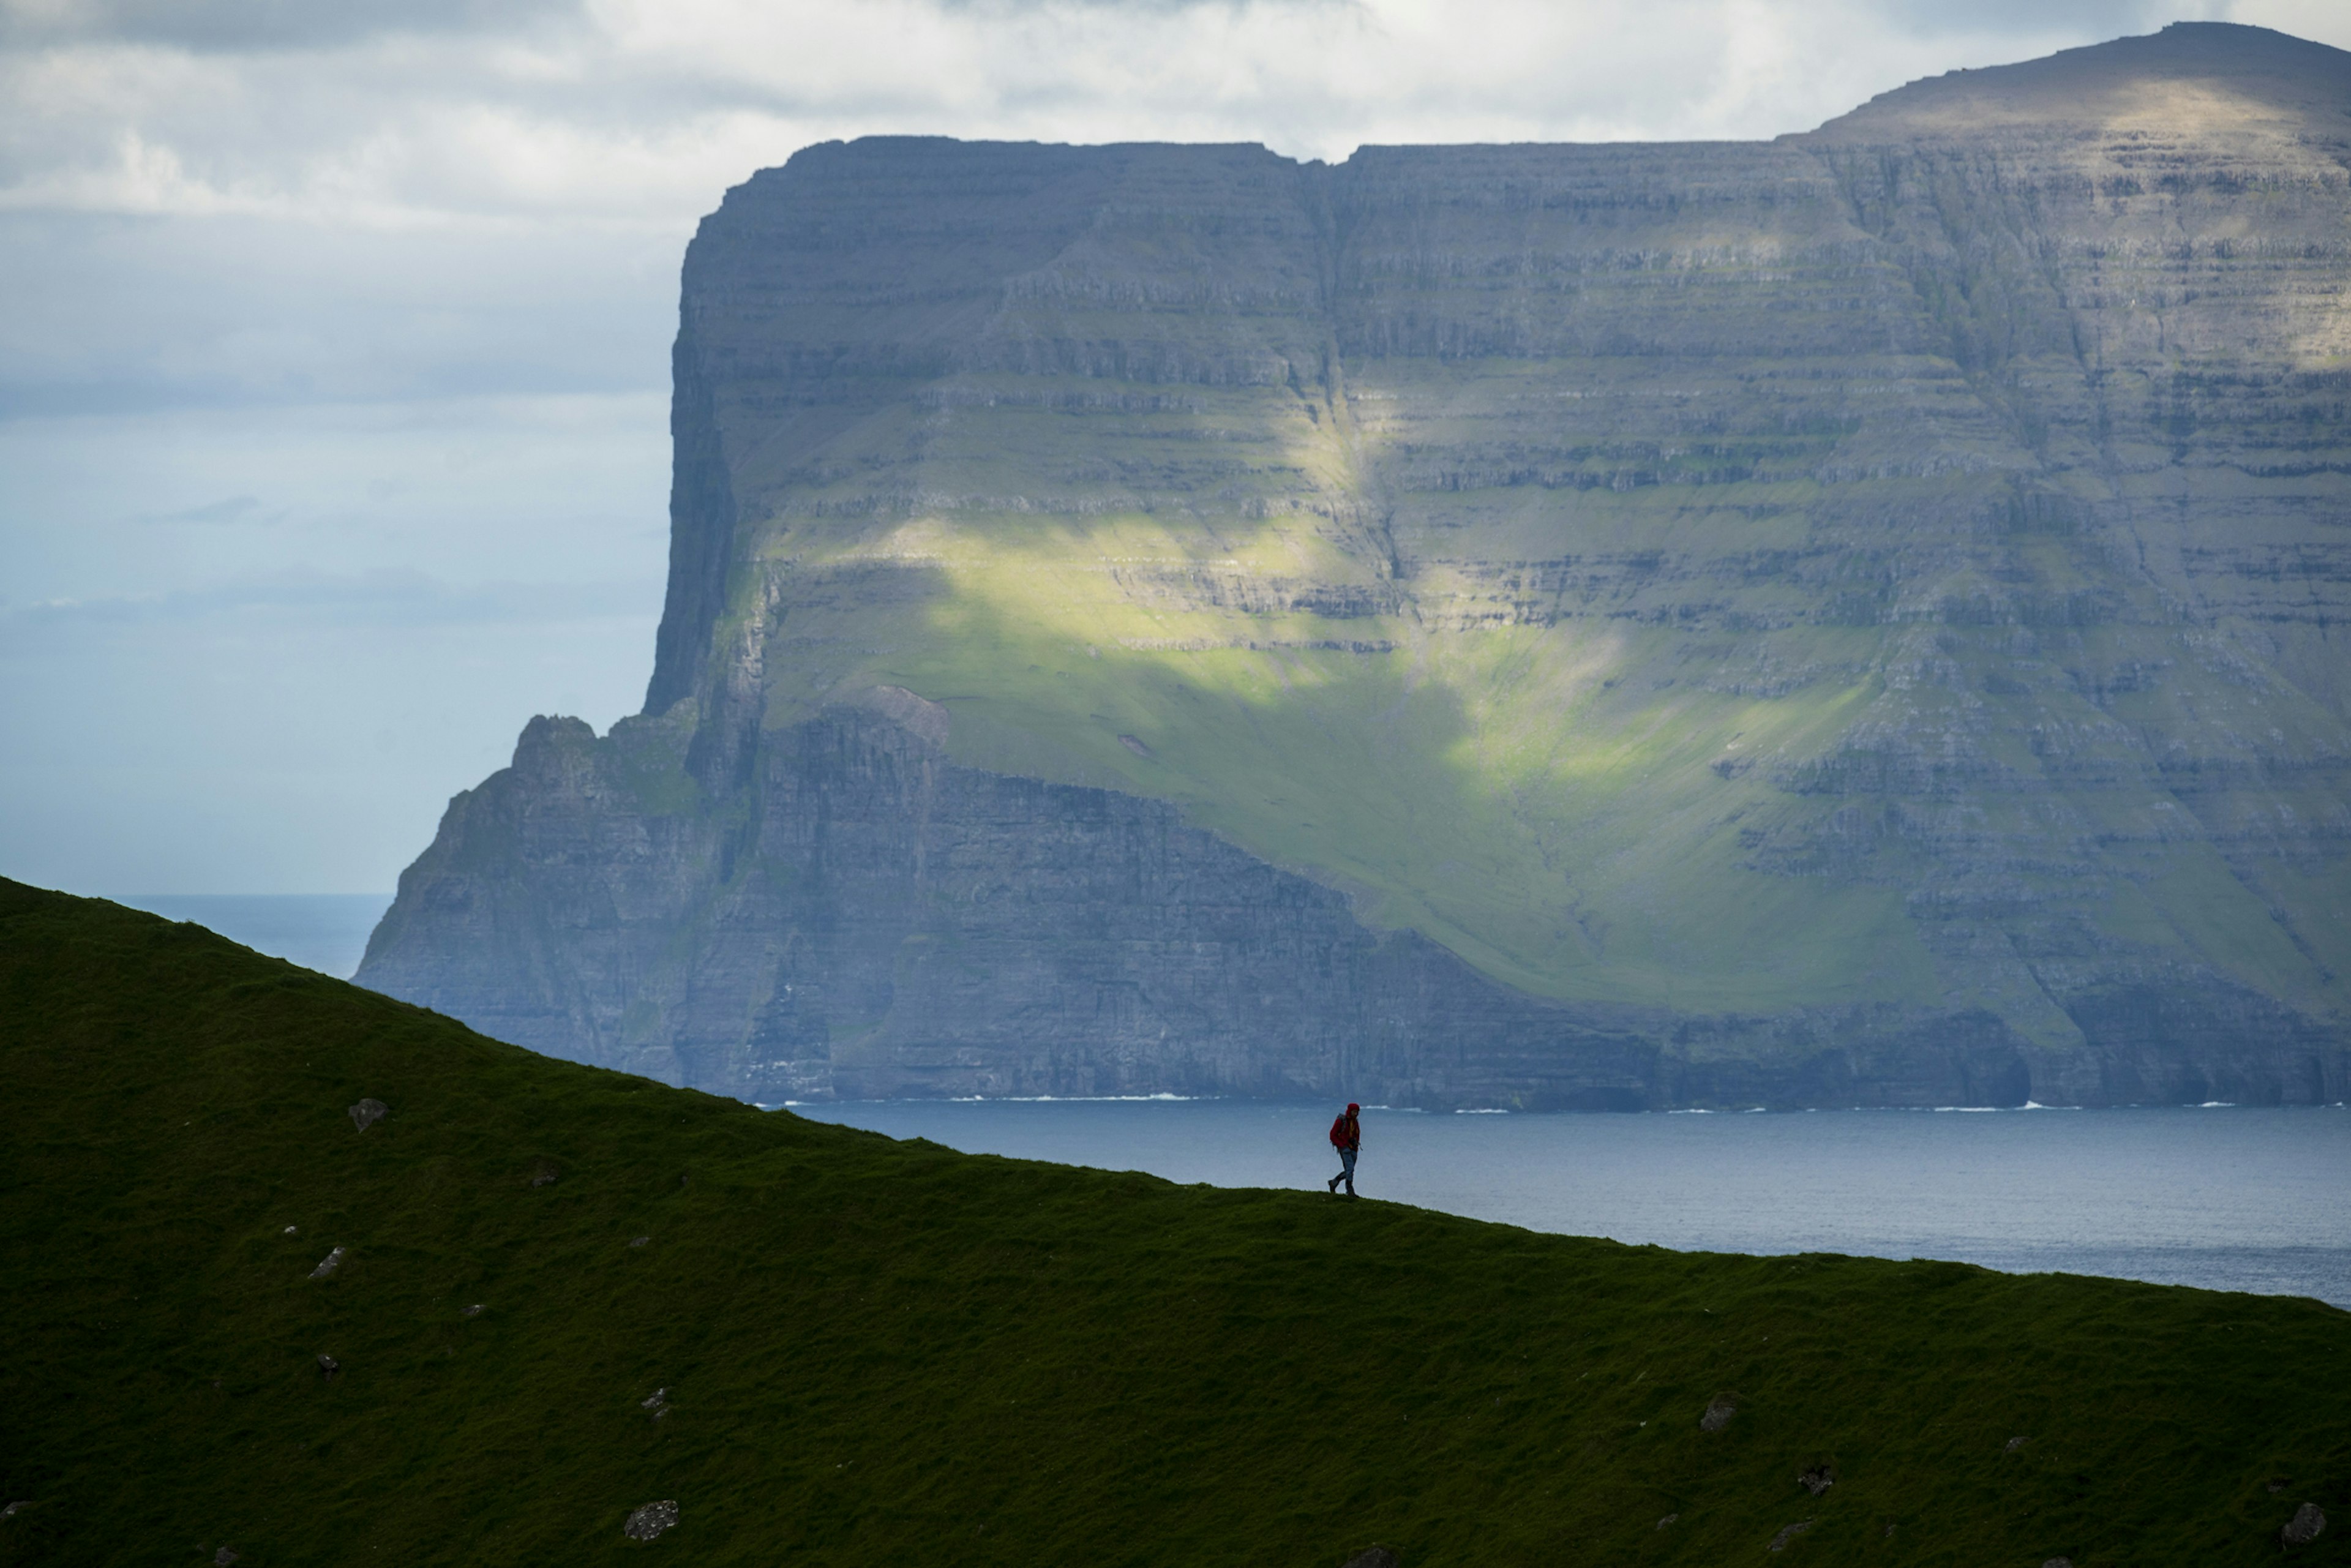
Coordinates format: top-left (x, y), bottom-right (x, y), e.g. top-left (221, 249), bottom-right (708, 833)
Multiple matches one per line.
top-left (3, 878), bottom-right (2345, 1566)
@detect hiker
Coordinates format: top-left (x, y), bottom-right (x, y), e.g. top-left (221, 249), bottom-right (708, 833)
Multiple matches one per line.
top-left (1326, 1101), bottom-right (1362, 1196)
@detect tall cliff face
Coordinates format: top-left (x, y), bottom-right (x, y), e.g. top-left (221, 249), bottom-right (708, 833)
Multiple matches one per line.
top-left (362, 24), bottom-right (2351, 1107)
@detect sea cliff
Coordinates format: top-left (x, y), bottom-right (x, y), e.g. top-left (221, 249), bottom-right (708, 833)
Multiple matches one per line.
top-left (362, 24), bottom-right (2351, 1106)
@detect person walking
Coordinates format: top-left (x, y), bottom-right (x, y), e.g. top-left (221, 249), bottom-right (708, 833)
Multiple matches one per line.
top-left (1326, 1101), bottom-right (1362, 1196)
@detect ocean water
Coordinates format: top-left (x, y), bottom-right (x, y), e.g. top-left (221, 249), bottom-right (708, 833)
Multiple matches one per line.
top-left (95, 891), bottom-right (2348, 1307)
top-left (788, 1098), bottom-right (2351, 1308)
top-left (116, 893), bottom-right (394, 980)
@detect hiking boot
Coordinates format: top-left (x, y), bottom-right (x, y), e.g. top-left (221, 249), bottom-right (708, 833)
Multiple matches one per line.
top-left (1326, 1176), bottom-right (1341, 1192)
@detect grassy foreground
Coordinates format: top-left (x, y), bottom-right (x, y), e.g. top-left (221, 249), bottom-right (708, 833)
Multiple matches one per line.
top-left (2, 879), bottom-right (2345, 1566)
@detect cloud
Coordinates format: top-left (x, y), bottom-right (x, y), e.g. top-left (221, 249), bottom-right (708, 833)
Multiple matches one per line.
top-left (1866, 0), bottom-right (2183, 37)
top-left (1, 567), bottom-right (651, 644)
top-left (0, 209), bottom-right (678, 414)
top-left (0, 0), bottom-right (583, 51)
top-left (2, 0), bottom-right (2271, 236)
top-left (143, 493), bottom-right (272, 525)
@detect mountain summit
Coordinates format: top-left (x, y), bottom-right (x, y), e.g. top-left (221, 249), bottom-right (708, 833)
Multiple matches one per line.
top-left (360, 24), bottom-right (2351, 1109)
top-left (1809, 21), bottom-right (2351, 140)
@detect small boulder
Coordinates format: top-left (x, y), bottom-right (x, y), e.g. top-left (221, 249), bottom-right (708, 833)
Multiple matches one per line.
top-left (1, 1501), bottom-right (28, 1520)
top-left (282, 1225), bottom-right (298, 1236)
top-left (630, 1236), bottom-right (651, 1248)
top-left (460, 1304), bottom-right (486, 1318)
top-left (214, 1549), bottom-right (240, 1565)
top-left (2005, 1435), bottom-right (2030, 1452)
top-left (1798, 1465), bottom-right (1835, 1497)
top-left (1700, 1394), bottom-right (1738, 1432)
top-left (642, 1387), bottom-right (668, 1412)
top-left (529, 1160), bottom-right (561, 1188)
top-left (1767, 1520), bottom-right (1812, 1552)
top-left (624, 1500), bottom-right (679, 1542)
top-left (1340, 1550), bottom-right (1400, 1568)
top-left (317, 1353), bottom-right (340, 1381)
top-left (309, 1247), bottom-right (346, 1280)
top-left (2281, 1503), bottom-right (2327, 1548)
top-left (2042, 1558), bottom-right (2073, 1567)
top-left (1655, 1514), bottom-right (1678, 1530)
top-left (348, 1098), bottom-right (388, 1133)
top-left (2269, 1479), bottom-right (2289, 1494)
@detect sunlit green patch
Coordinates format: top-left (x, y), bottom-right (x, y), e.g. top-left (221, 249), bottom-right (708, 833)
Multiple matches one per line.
top-left (688, 324), bottom-right (2350, 1040)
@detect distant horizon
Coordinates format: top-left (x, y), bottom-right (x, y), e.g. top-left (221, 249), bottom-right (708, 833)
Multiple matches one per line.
top-left (97, 890), bottom-right (396, 900)
top-left (95, 890), bottom-right (395, 980)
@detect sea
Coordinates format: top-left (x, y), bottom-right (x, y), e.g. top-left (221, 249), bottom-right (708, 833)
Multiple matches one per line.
top-left (789, 1097), bottom-right (2351, 1309)
top-left (109, 894), bottom-right (2350, 1310)
top-left (115, 893), bottom-right (394, 980)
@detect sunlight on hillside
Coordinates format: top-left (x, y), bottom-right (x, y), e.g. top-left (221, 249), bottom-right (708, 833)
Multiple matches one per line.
top-left (735, 502), bottom-right (1938, 1012)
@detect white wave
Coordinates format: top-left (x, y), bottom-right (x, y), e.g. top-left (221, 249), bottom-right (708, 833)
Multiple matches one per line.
top-left (943, 1092), bottom-right (1211, 1103)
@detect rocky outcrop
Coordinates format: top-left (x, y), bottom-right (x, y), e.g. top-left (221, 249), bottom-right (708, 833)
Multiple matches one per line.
top-left (370, 701), bottom-right (1676, 1105)
top-left (362, 24), bottom-right (2350, 1106)
top-left (360, 697), bottom-right (2344, 1108)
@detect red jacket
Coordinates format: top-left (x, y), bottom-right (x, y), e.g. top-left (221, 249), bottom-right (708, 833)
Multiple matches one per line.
top-left (1329, 1112), bottom-right (1360, 1151)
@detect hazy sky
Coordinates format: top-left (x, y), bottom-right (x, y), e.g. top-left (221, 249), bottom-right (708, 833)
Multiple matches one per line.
top-left (5, 0), bottom-right (2346, 896)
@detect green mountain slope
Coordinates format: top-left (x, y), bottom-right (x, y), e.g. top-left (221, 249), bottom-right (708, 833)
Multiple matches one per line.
top-left (6, 879), bottom-right (2347, 1564)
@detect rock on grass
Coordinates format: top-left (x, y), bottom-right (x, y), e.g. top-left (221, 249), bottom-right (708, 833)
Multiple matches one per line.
top-left (2281, 1503), bottom-right (2327, 1548)
top-left (624, 1500), bottom-right (678, 1541)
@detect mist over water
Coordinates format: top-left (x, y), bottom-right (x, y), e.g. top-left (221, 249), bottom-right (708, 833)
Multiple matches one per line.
top-left (116, 893), bottom-right (392, 979)
top-left (789, 1098), bottom-right (2351, 1308)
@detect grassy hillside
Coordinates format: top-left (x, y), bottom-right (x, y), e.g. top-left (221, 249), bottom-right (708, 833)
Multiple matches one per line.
top-left (752, 500), bottom-right (1940, 1016)
top-left (4, 877), bottom-right (2346, 1566)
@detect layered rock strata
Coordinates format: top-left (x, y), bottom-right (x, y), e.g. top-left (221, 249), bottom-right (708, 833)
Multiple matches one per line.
top-left (366, 699), bottom-right (2338, 1106)
top-left (363, 24), bottom-right (2351, 1106)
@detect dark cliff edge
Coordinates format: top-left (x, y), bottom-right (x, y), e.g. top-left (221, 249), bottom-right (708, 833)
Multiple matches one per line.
top-left (364, 23), bottom-right (2351, 1108)
top-left (360, 699), bottom-right (2345, 1108)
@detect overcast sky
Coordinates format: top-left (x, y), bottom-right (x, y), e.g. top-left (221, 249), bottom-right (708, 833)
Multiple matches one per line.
top-left (4, 0), bottom-right (2345, 896)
